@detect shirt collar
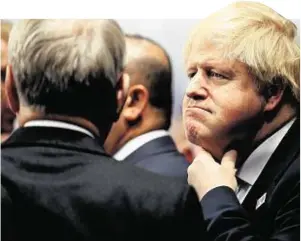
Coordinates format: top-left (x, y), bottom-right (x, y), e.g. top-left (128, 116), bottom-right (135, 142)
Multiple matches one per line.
top-left (236, 118), bottom-right (296, 186)
top-left (23, 120), bottom-right (95, 139)
top-left (113, 129), bottom-right (169, 161)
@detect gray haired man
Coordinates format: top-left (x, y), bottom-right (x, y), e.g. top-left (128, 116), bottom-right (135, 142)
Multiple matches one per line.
top-left (1, 20), bottom-right (205, 241)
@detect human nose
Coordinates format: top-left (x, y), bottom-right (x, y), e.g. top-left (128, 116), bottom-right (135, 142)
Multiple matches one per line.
top-left (185, 73), bottom-right (209, 101)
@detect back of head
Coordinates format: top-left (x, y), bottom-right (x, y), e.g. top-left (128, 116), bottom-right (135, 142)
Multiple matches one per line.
top-left (8, 19), bottom-right (125, 128)
top-left (125, 34), bottom-right (173, 130)
top-left (185, 1), bottom-right (300, 108)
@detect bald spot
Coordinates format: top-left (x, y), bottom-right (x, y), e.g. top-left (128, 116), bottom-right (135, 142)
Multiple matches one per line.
top-left (125, 38), bottom-right (169, 68)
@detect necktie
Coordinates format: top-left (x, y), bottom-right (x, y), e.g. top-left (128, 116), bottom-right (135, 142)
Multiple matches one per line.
top-left (236, 176), bottom-right (249, 203)
top-left (236, 176), bottom-right (245, 192)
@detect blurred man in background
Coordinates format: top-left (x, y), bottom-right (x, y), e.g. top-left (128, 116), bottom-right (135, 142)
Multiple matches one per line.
top-left (105, 34), bottom-right (189, 177)
top-left (1, 19), bottom-right (205, 241)
top-left (1, 20), bottom-right (15, 142)
top-left (169, 116), bottom-right (195, 163)
top-left (186, 2), bottom-right (300, 240)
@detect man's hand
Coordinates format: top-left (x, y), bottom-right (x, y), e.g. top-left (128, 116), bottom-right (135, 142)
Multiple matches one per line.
top-left (187, 149), bottom-right (238, 201)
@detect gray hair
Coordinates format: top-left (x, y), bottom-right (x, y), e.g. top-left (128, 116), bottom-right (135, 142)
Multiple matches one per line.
top-left (8, 19), bottom-right (125, 112)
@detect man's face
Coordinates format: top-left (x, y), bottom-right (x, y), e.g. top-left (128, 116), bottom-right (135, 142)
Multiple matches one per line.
top-left (183, 46), bottom-right (265, 159)
top-left (104, 113), bottom-right (127, 155)
top-left (104, 64), bottom-right (149, 155)
top-left (104, 72), bottom-right (132, 155)
top-left (1, 39), bottom-right (15, 134)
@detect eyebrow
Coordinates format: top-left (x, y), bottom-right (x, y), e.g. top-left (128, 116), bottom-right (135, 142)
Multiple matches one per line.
top-left (186, 56), bottom-right (223, 70)
top-left (186, 57), bottom-right (244, 77)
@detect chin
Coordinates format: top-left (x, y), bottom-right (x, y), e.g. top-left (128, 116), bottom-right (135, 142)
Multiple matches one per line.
top-left (185, 118), bottom-right (210, 140)
top-left (185, 121), bottom-right (225, 159)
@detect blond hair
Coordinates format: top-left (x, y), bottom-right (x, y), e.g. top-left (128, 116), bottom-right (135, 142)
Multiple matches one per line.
top-left (185, 1), bottom-right (300, 104)
top-left (8, 19), bottom-right (125, 111)
top-left (1, 20), bottom-right (12, 42)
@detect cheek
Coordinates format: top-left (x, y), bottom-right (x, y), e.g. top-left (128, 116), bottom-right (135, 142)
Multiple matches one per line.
top-left (216, 91), bottom-right (263, 126)
top-left (105, 118), bottom-right (126, 152)
top-left (110, 118), bottom-right (125, 136)
top-left (107, 118), bottom-right (122, 138)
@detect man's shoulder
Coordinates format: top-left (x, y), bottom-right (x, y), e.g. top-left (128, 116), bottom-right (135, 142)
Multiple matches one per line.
top-left (65, 158), bottom-right (194, 217)
top-left (268, 154), bottom-right (300, 212)
top-left (132, 136), bottom-right (188, 162)
top-left (139, 151), bottom-right (189, 170)
top-left (276, 154), bottom-right (300, 187)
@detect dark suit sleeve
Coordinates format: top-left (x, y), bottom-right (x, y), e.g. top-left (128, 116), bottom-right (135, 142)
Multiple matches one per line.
top-left (200, 184), bottom-right (299, 241)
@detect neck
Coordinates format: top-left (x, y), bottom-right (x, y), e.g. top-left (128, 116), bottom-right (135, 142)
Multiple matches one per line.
top-left (254, 104), bottom-right (296, 144)
top-left (238, 104), bottom-right (296, 164)
top-left (17, 106), bottom-right (110, 144)
top-left (208, 104), bottom-right (297, 162)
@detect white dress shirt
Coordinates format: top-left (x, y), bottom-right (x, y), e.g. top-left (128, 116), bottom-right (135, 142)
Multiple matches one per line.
top-left (24, 120), bottom-right (95, 138)
top-left (113, 130), bottom-right (169, 161)
top-left (236, 118), bottom-right (295, 203)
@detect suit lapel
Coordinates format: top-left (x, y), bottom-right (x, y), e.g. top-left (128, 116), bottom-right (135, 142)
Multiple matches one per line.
top-left (242, 119), bottom-right (300, 214)
top-left (123, 136), bottom-right (177, 165)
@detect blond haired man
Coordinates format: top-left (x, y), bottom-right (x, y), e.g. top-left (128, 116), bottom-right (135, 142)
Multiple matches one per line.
top-left (186, 2), bottom-right (299, 240)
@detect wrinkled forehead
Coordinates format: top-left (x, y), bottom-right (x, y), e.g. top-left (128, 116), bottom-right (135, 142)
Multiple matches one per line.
top-left (184, 31), bottom-right (247, 74)
top-left (184, 36), bottom-right (226, 70)
top-left (184, 30), bottom-right (251, 78)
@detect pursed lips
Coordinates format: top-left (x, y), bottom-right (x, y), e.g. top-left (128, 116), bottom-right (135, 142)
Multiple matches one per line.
top-left (186, 106), bottom-right (212, 114)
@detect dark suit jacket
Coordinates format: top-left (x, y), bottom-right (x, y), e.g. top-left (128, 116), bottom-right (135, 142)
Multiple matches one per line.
top-left (2, 186), bottom-right (13, 241)
top-left (200, 119), bottom-right (300, 241)
top-left (1, 126), bottom-right (206, 241)
top-left (122, 135), bottom-right (189, 178)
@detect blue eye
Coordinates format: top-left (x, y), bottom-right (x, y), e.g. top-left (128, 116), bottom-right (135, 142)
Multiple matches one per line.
top-left (207, 70), bottom-right (226, 79)
top-left (188, 72), bottom-right (196, 79)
